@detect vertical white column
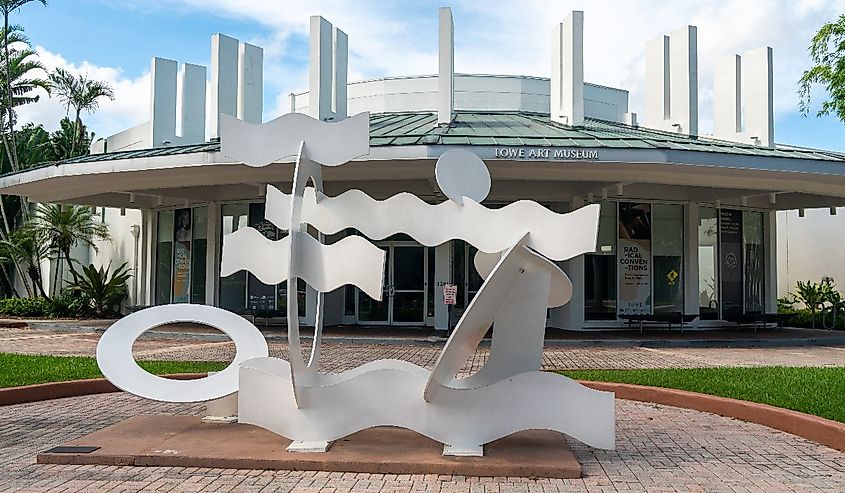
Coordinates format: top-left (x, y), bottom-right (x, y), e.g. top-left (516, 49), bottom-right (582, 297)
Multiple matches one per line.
top-left (550, 11), bottom-right (584, 126)
top-left (433, 242), bottom-right (451, 330)
top-left (556, 198), bottom-right (586, 329)
top-left (210, 33), bottom-right (239, 139)
top-left (744, 46), bottom-right (774, 148)
top-left (238, 42), bottom-right (264, 124)
top-left (333, 28), bottom-right (348, 120)
top-left (669, 26), bottom-right (698, 136)
top-left (141, 209), bottom-right (155, 305)
top-left (180, 63), bottom-right (207, 143)
top-left (309, 16), bottom-right (334, 121)
top-left (764, 210), bottom-right (778, 313)
top-left (684, 204), bottom-right (700, 315)
top-left (206, 201), bottom-right (220, 306)
top-left (150, 57), bottom-right (178, 147)
top-left (714, 54), bottom-right (741, 140)
top-left (438, 7), bottom-right (454, 125)
top-left (646, 35), bottom-right (670, 126)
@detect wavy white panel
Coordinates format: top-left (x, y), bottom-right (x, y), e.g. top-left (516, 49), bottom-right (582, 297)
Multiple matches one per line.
top-left (219, 112), bottom-right (370, 167)
top-left (239, 358), bottom-right (615, 450)
top-left (266, 186), bottom-right (600, 261)
top-left (220, 228), bottom-right (385, 299)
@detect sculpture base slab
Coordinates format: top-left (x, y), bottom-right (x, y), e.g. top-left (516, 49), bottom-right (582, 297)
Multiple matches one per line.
top-left (37, 415), bottom-right (581, 478)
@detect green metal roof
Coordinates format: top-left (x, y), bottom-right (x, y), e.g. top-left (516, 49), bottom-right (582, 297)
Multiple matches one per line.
top-left (55, 110), bottom-right (845, 166)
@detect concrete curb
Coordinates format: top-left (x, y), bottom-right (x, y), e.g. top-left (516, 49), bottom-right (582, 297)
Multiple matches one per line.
top-left (581, 381), bottom-right (845, 453)
top-left (0, 374), bottom-right (200, 406)
top-left (2, 375), bottom-right (843, 454)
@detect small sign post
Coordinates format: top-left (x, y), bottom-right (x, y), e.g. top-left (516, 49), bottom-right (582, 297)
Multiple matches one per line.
top-left (443, 283), bottom-right (458, 334)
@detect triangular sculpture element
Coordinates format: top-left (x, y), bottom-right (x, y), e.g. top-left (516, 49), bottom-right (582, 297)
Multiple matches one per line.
top-left (95, 111), bottom-right (615, 456)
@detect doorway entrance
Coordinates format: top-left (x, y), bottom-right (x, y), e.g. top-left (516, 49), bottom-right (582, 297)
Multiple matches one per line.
top-left (357, 243), bottom-right (427, 325)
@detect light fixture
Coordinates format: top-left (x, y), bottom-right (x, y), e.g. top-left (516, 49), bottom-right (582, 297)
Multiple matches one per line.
top-left (615, 184), bottom-right (623, 196)
top-left (601, 188), bottom-right (608, 200)
top-left (157, 196), bottom-right (164, 206)
top-left (120, 208), bottom-right (126, 217)
top-left (257, 185), bottom-right (266, 197)
top-left (831, 207), bottom-right (838, 216)
top-left (769, 193), bottom-right (777, 205)
top-left (798, 208), bottom-right (805, 218)
top-left (129, 193), bottom-right (136, 204)
top-left (741, 196), bottom-right (748, 207)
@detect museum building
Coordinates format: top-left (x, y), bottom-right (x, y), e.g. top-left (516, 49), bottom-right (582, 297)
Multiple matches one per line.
top-left (2, 9), bottom-right (845, 331)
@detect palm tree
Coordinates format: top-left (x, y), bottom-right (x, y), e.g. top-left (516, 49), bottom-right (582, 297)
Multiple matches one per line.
top-left (0, 25), bottom-right (48, 234)
top-left (0, 0), bottom-right (46, 173)
top-left (48, 68), bottom-right (113, 157)
top-left (0, 224), bottom-right (47, 296)
top-left (30, 203), bottom-right (110, 295)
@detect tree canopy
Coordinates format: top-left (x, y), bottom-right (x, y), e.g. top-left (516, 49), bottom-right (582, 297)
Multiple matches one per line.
top-left (799, 14), bottom-right (845, 122)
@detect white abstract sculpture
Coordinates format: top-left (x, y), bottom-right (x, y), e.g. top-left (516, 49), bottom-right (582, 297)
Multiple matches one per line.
top-left (96, 110), bottom-right (615, 456)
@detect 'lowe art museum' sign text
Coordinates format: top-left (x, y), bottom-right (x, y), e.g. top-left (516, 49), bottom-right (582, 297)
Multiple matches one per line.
top-left (493, 147), bottom-right (600, 160)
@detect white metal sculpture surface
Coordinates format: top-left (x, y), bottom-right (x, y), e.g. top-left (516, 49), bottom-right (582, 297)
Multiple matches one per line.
top-left (96, 110), bottom-right (615, 456)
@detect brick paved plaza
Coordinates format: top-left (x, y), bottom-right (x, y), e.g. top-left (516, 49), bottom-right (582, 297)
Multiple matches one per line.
top-left (1, 325), bottom-right (844, 491)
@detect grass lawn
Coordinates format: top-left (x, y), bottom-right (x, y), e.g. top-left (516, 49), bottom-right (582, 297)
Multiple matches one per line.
top-left (2, 353), bottom-right (843, 424)
top-left (562, 367), bottom-right (845, 423)
top-left (0, 353), bottom-right (226, 388)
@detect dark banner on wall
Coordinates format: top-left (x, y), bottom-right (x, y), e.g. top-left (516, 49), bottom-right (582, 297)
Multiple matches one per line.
top-left (172, 208), bottom-right (192, 303)
top-left (617, 202), bottom-right (652, 315)
top-left (247, 203), bottom-right (277, 311)
top-left (719, 209), bottom-right (743, 319)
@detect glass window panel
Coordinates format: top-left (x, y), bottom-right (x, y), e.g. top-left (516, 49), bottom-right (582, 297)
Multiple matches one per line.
top-left (744, 211), bottom-right (765, 313)
top-left (719, 209), bottom-right (744, 319)
top-left (393, 292), bottom-right (425, 322)
top-left (427, 247), bottom-right (435, 318)
top-left (585, 254), bottom-right (616, 320)
top-left (247, 202), bottom-right (277, 311)
top-left (653, 204), bottom-right (684, 314)
top-left (155, 211), bottom-right (174, 305)
top-left (219, 204), bottom-right (249, 311)
top-left (698, 207), bottom-right (719, 319)
top-left (393, 247), bottom-right (424, 290)
top-left (466, 244), bottom-right (483, 304)
top-left (191, 207), bottom-right (208, 304)
top-left (452, 241), bottom-right (466, 308)
top-left (595, 202), bottom-right (616, 254)
top-left (172, 208), bottom-right (192, 303)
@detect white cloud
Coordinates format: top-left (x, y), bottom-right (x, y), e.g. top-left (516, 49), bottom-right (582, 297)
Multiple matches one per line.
top-left (15, 47), bottom-right (149, 138)
top-left (19, 0), bottom-right (845, 139)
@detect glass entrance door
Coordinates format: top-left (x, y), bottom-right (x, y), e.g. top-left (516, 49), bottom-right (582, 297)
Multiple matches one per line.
top-left (357, 244), bottom-right (426, 325)
top-left (391, 245), bottom-right (425, 324)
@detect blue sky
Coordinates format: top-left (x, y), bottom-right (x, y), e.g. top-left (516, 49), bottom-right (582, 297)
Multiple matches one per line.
top-left (13, 0), bottom-right (845, 150)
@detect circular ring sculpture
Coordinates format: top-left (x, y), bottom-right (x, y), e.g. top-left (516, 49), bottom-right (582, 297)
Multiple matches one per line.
top-left (96, 304), bottom-right (269, 402)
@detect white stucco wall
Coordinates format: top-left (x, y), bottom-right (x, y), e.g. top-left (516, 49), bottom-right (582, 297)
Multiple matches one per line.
top-left (293, 74), bottom-right (629, 123)
top-left (89, 207), bottom-right (144, 305)
top-left (777, 207), bottom-right (845, 297)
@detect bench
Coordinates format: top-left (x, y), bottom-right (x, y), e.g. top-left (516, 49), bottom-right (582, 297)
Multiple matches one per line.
top-left (620, 312), bottom-right (698, 333)
top-left (724, 312), bottom-right (784, 332)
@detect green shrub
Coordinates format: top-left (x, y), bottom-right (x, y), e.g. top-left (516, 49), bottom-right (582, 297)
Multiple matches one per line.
top-left (0, 296), bottom-right (51, 317)
top-left (47, 292), bottom-right (84, 318)
top-left (66, 262), bottom-right (130, 317)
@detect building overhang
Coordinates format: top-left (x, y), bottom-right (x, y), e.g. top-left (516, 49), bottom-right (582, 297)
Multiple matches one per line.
top-left (3, 142), bottom-right (845, 211)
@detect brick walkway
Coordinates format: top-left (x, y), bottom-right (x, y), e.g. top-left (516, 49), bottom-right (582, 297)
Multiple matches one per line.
top-left (2, 326), bottom-right (845, 491)
top-left (1, 326), bottom-right (845, 370)
top-left (1, 393), bottom-right (843, 492)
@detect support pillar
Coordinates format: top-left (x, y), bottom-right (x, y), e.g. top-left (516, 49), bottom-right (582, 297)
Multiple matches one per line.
top-left (433, 242), bottom-right (451, 331)
top-left (684, 204), bottom-right (700, 316)
top-left (206, 202), bottom-right (220, 306)
top-left (764, 210), bottom-right (778, 313)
